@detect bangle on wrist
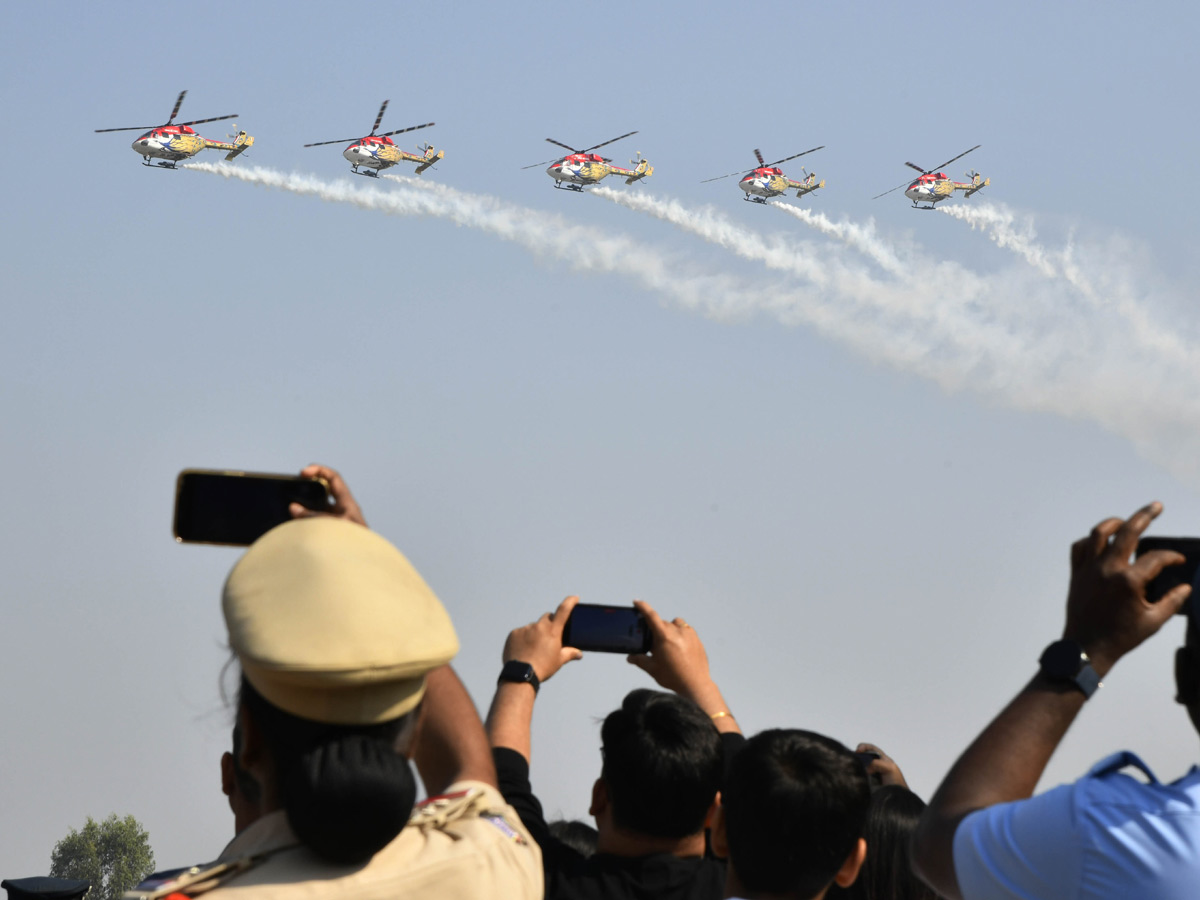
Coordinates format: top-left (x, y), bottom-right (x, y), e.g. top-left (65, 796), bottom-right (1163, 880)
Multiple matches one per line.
top-left (710, 710), bottom-right (733, 720)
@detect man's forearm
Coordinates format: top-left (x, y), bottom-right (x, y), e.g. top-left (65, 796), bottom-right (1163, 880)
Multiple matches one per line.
top-left (412, 665), bottom-right (498, 793)
top-left (678, 679), bottom-right (742, 735)
top-left (913, 673), bottom-right (1088, 900)
top-left (485, 681), bottom-right (538, 762)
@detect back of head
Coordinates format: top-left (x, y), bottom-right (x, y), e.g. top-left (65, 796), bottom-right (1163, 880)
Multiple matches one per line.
top-left (223, 517), bottom-right (460, 863)
top-left (600, 688), bottom-right (724, 839)
top-left (828, 786), bottom-right (939, 900)
top-left (723, 729), bottom-right (870, 899)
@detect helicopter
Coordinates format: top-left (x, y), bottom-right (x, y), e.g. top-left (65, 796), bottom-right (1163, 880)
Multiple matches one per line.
top-left (702, 147), bottom-right (825, 203)
top-left (873, 145), bottom-right (989, 209)
top-left (523, 132), bottom-right (652, 191)
top-left (95, 90), bottom-right (254, 169)
top-left (304, 100), bottom-right (442, 177)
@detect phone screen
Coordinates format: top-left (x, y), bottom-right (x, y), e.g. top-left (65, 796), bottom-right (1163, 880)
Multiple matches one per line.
top-left (1135, 537), bottom-right (1200, 609)
top-left (173, 470), bottom-right (330, 546)
top-left (562, 604), bottom-right (651, 654)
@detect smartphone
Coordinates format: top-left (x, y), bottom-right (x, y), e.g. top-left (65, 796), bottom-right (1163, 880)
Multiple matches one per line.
top-left (173, 469), bottom-right (331, 546)
top-left (1135, 537), bottom-right (1200, 608)
top-left (562, 604), bottom-right (652, 654)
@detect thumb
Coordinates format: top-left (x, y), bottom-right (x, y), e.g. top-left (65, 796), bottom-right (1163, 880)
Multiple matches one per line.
top-left (565, 647), bottom-right (584, 663)
top-left (1159, 584), bottom-right (1193, 621)
top-left (289, 502), bottom-right (318, 520)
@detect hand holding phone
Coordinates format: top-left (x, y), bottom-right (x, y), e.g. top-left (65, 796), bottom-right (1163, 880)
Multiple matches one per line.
top-left (173, 469), bottom-right (332, 546)
top-left (1136, 536), bottom-right (1200, 609)
top-left (562, 604), bottom-right (652, 654)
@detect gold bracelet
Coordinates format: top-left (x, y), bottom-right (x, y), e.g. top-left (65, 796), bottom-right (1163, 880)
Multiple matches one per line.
top-left (710, 711), bottom-right (733, 720)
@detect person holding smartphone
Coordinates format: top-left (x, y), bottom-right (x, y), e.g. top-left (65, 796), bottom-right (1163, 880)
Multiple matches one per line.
top-left (912, 502), bottom-right (1200, 900)
top-left (486, 596), bottom-right (743, 900)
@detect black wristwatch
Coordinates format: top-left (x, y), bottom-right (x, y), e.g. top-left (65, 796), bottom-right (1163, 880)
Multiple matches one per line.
top-left (1039, 639), bottom-right (1101, 698)
top-left (498, 660), bottom-right (540, 694)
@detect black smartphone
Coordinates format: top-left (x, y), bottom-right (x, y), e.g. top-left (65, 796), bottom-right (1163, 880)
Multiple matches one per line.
top-left (1135, 537), bottom-right (1200, 608)
top-left (562, 604), bottom-right (652, 654)
top-left (173, 469), bottom-right (331, 546)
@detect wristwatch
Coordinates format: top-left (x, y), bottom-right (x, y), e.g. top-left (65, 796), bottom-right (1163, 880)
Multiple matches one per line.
top-left (498, 660), bottom-right (540, 694)
top-left (1039, 639), bottom-right (1101, 698)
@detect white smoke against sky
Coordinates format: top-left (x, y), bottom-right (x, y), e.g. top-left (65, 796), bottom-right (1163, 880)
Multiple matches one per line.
top-left (592, 187), bottom-right (1200, 485)
top-left (187, 162), bottom-right (1200, 485)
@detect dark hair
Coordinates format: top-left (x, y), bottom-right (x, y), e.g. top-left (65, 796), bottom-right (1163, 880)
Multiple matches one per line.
top-left (599, 689), bottom-right (723, 839)
top-left (723, 729), bottom-right (870, 898)
top-left (239, 677), bottom-right (417, 864)
top-left (548, 819), bottom-right (599, 858)
top-left (828, 785), bottom-right (939, 900)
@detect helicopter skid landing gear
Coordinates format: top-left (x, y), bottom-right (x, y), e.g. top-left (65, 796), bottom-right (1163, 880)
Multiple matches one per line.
top-left (554, 181), bottom-right (584, 192)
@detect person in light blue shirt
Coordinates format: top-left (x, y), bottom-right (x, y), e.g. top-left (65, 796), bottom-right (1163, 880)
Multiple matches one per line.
top-left (912, 501), bottom-right (1200, 900)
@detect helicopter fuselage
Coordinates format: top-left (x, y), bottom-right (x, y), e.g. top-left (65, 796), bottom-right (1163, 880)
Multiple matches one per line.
top-left (547, 153), bottom-right (651, 190)
top-left (738, 167), bottom-right (822, 202)
top-left (343, 135), bottom-right (443, 176)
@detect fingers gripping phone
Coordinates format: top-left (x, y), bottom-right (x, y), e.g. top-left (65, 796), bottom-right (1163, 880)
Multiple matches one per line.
top-left (1135, 537), bottom-right (1200, 610)
top-left (562, 604), bottom-right (652, 654)
top-left (173, 469), bottom-right (331, 546)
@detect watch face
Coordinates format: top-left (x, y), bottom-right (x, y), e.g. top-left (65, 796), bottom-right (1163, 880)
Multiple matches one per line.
top-left (1040, 640), bottom-right (1086, 678)
top-left (500, 661), bottom-right (536, 685)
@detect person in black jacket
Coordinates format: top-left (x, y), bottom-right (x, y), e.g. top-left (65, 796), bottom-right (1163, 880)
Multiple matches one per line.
top-left (487, 596), bottom-right (743, 900)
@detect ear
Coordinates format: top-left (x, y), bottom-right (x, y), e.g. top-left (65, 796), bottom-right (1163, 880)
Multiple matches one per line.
top-left (589, 778), bottom-right (607, 818)
top-left (1176, 646), bottom-right (1199, 706)
top-left (237, 704), bottom-right (265, 773)
top-left (220, 751), bottom-right (236, 799)
top-left (709, 801), bottom-right (729, 860)
top-left (832, 837), bottom-right (867, 889)
top-left (704, 790), bottom-right (721, 831)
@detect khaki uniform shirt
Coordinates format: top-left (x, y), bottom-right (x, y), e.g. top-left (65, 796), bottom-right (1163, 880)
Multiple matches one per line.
top-left (129, 782), bottom-right (542, 900)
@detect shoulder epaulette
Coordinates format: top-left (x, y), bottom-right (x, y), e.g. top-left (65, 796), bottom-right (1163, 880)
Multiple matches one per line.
top-left (122, 854), bottom-right (269, 900)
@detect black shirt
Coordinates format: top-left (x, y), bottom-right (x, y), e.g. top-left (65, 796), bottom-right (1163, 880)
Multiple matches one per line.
top-left (492, 733), bottom-right (745, 900)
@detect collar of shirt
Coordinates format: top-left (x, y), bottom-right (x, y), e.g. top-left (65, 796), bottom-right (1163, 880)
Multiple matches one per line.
top-left (217, 811), bottom-right (300, 862)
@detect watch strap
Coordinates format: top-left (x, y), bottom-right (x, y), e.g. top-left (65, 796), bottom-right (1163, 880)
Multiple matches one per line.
top-left (498, 660), bottom-right (540, 694)
top-left (1039, 639), bottom-right (1101, 699)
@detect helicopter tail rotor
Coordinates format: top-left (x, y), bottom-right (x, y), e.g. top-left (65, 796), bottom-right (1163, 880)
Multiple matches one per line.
top-left (625, 150), bottom-right (653, 184)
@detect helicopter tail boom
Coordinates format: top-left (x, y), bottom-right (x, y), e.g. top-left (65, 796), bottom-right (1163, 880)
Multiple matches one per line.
top-left (962, 173), bottom-right (990, 197)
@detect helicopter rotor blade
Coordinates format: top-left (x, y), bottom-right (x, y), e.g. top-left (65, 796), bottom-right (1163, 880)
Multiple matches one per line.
top-left (753, 148), bottom-right (765, 167)
top-left (303, 137), bottom-right (363, 147)
top-left (545, 138), bottom-right (580, 154)
top-left (176, 113), bottom-right (239, 128)
top-left (765, 145), bottom-right (824, 168)
top-left (927, 144), bottom-right (980, 174)
top-left (167, 90), bottom-right (187, 124)
top-left (95, 125), bottom-right (158, 133)
top-left (905, 162), bottom-right (926, 174)
top-left (521, 157), bottom-right (562, 169)
top-left (700, 168), bottom-right (753, 184)
top-left (872, 181), bottom-right (913, 200)
top-left (380, 122), bottom-right (434, 137)
top-left (580, 130), bottom-right (637, 154)
top-left (371, 100), bottom-right (389, 135)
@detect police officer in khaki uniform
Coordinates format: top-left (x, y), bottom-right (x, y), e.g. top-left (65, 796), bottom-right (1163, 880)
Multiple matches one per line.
top-left (130, 479), bottom-right (541, 900)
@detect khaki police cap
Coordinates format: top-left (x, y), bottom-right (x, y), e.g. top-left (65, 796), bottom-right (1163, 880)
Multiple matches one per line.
top-left (223, 517), bottom-right (459, 725)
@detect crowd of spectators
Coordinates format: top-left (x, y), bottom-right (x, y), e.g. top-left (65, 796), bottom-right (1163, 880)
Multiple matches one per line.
top-left (91, 468), bottom-right (1200, 900)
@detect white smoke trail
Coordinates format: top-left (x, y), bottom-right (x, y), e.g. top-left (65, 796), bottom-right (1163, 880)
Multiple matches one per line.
top-left (593, 186), bottom-right (1200, 484)
top-left (940, 202), bottom-right (1191, 366)
top-left (188, 163), bottom-right (1200, 484)
top-left (185, 162), bottom-right (741, 312)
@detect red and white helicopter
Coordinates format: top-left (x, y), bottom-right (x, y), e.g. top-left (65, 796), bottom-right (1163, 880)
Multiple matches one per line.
top-left (873, 145), bottom-right (989, 209)
top-left (523, 132), bottom-right (652, 191)
top-left (304, 100), bottom-right (441, 177)
top-left (702, 147), bottom-right (825, 203)
top-left (95, 90), bottom-right (253, 169)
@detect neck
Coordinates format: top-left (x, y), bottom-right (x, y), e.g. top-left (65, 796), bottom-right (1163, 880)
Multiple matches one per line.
top-left (595, 826), bottom-right (706, 858)
top-left (725, 869), bottom-right (825, 900)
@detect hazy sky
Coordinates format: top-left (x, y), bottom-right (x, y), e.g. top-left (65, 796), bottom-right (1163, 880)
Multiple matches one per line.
top-left (3, 0), bottom-right (1200, 880)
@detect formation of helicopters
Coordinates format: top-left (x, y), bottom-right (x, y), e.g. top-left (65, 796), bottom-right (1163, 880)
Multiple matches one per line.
top-left (95, 92), bottom-right (992, 210)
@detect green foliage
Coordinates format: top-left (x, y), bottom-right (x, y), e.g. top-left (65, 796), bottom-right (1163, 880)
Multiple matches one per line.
top-left (49, 814), bottom-right (155, 900)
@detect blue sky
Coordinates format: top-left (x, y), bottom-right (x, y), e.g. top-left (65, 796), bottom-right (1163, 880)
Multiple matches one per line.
top-left (3, 0), bottom-right (1199, 878)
